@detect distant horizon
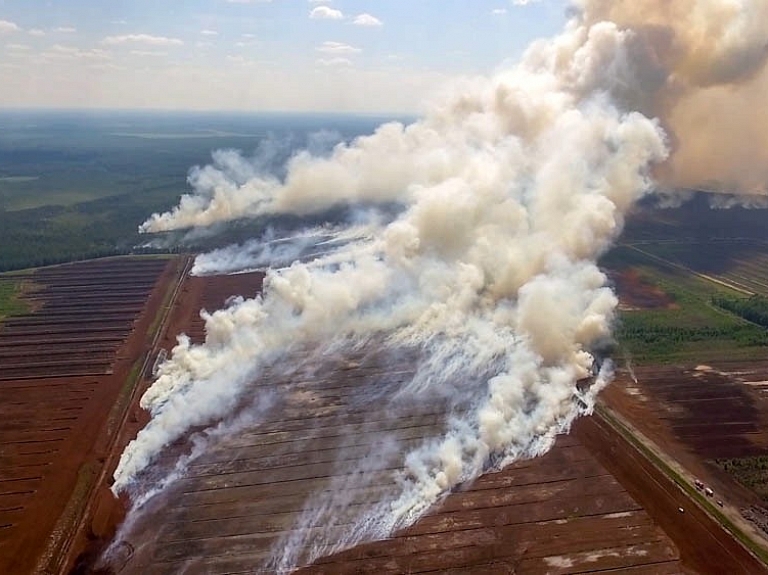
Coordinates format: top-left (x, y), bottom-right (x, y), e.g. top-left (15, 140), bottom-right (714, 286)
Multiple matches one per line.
top-left (0, 106), bottom-right (417, 118)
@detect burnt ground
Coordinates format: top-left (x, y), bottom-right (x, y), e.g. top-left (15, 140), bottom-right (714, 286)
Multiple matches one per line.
top-left (86, 270), bottom-right (750, 575)
top-left (0, 256), bottom-right (185, 575)
top-left (51, 259), bottom-right (768, 575)
top-left (104, 380), bottom-right (682, 575)
top-left (603, 363), bottom-right (768, 548)
top-left (609, 268), bottom-right (677, 311)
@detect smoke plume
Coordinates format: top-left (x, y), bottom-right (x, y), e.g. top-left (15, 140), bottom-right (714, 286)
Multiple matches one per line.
top-left (111, 0), bottom-right (767, 571)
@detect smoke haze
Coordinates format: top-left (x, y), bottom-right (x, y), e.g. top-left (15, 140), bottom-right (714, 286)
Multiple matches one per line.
top-left (111, 0), bottom-right (768, 572)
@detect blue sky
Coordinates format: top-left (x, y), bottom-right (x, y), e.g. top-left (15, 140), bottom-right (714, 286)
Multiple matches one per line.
top-left (0, 0), bottom-right (568, 113)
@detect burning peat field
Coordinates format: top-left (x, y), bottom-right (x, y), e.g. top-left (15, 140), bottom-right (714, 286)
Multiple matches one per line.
top-left (93, 2), bottom-right (768, 574)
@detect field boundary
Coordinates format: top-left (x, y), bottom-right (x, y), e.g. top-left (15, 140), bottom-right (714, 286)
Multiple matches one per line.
top-left (39, 255), bottom-right (191, 575)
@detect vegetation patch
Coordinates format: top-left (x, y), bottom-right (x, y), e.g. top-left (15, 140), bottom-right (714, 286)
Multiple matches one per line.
top-left (712, 294), bottom-right (768, 328)
top-left (602, 246), bottom-right (768, 364)
top-left (0, 278), bottom-right (31, 321)
top-left (716, 456), bottom-right (768, 504)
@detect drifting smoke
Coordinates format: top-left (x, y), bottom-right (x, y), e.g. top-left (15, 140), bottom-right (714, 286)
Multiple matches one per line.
top-left (112, 0), bottom-right (768, 571)
top-left (576, 0), bottom-right (768, 196)
top-left (191, 224), bottom-right (375, 276)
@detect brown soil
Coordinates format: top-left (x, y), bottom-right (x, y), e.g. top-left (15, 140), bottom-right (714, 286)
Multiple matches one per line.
top-left (61, 269), bottom-right (265, 574)
top-left (610, 268), bottom-right (677, 310)
top-left (0, 256), bottom-right (184, 575)
top-left (78, 267), bottom-right (681, 574)
top-left (602, 361), bottom-right (768, 556)
top-left (52, 268), bottom-right (768, 575)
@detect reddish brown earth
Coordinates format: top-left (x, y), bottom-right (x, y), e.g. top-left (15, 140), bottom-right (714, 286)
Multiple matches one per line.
top-left (79, 271), bottom-right (685, 575)
top-left (55, 265), bottom-right (768, 575)
top-left (101, 375), bottom-right (683, 575)
top-left (609, 268), bottom-right (677, 310)
top-left (603, 363), bottom-right (768, 542)
top-left (64, 270), bottom-right (265, 574)
top-left (0, 256), bottom-right (185, 575)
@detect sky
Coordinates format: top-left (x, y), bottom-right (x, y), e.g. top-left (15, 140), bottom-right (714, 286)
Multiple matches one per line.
top-left (0, 0), bottom-right (568, 113)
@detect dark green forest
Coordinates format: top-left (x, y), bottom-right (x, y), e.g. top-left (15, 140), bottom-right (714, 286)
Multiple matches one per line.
top-left (712, 294), bottom-right (768, 329)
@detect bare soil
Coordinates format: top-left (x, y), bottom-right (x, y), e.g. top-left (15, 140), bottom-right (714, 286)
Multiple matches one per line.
top-left (0, 257), bottom-right (183, 575)
top-left (609, 268), bottom-right (677, 310)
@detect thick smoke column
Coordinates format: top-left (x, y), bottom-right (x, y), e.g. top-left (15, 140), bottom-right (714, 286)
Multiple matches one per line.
top-left (111, 0), bottom-right (765, 571)
top-left (576, 0), bottom-right (768, 195)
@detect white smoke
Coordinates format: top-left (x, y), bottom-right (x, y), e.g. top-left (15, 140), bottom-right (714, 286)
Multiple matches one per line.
top-left (191, 224), bottom-right (376, 276)
top-left (110, 0), bottom-right (768, 571)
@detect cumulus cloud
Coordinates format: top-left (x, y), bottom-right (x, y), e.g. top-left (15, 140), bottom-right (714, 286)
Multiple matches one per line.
top-left (315, 40), bottom-right (360, 54)
top-left (54, 27), bottom-right (77, 33)
top-left (492, 8), bottom-right (508, 15)
top-left (353, 13), bottom-right (383, 27)
top-left (27, 29), bottom-right (45, 37)
top-left (310, 6), bottom-right (344, 20)
top-left (0, 20), bottom-right (20, 34)
top-left (200, 29), bottom-right (218, 36)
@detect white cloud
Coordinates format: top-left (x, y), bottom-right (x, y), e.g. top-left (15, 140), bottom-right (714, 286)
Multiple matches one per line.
top-left (316, 41), bottom-right (360, 55)
top-left (309, 0), bottom-right (332, 3)
top-left (130, 50), bottom-right (167, 57)
top-left (44, 44), bottom-right (110, 60)
top-left (512, 0), bottom-right (541, 5)
top-left (226, 0), bottom-right (272, 3)
top-left (353, 13), bottom-right (382, 27)
top-left (317, 57), bottom-right (352, 67)
top-left (492, 8), bottom-right (508, 15)
top-left (6, 43), bottom-right (30, 51)
top-left (55, 27), bottom-right (77, 33)
top-left (241, 33), bottom-right (256, 39)
top-left (201, 30), bottom-right (218, 36)
top-left (103, 34), bottom-right (183, 46)
top-left (0, 20), bottom-right (20, 34)
top-left (310, 6), bottom-right (344, 20)
top-left (28, 29), bottom-right (45, 37)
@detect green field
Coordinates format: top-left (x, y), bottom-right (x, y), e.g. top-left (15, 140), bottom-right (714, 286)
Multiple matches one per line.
top-left (603, 245), bottom-right (768, 364)
top-left (717, 456), bottom-right (768, 503)
top-left (0, 278), bottom-right (31, 321)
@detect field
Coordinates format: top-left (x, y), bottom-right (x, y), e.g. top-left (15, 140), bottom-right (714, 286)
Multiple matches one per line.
top-left (0, 277), bottom-right (30, 321)
top-left (602, 244), bottom-right (768, 364)
top-left (0, 256), bottom-right (185, 575)
top-left (86, 271), bottom-right (683, 575)
top-left (598, 234), bottom-right (768, 559)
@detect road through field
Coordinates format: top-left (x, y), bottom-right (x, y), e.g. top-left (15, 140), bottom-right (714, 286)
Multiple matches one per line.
top-left (577, 410), bottom-right (768, 575)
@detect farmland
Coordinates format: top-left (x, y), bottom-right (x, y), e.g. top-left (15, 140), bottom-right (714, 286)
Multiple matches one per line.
top-left (0, 256), bottom-right (185, 575)
top-left (602, 243), bottom-right (768, 364)
top-left (0, 277), bottom-right (30, 321)
top-left (90, 270), bottom-right (685, 575)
